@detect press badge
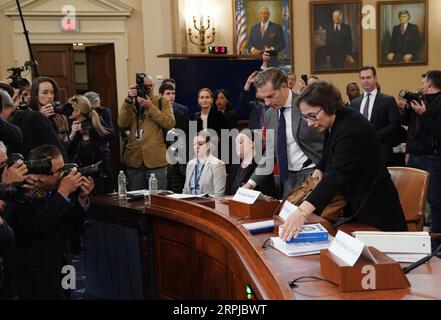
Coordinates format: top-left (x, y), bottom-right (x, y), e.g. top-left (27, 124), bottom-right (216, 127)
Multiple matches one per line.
top-left (136, 129), bottom-right (144, 140)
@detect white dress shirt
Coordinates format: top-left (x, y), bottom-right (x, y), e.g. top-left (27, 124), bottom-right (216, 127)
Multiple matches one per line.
top-left (360, 89), bottom-right (378, 121)
top-left (282, 90), bottom-right (312, 171)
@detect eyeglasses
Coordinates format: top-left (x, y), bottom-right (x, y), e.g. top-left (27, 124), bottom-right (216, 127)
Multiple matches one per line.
top-left (301, 108), bottom-right (323, 121)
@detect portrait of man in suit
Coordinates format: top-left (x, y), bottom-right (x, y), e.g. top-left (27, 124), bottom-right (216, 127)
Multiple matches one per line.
top-left (310, 1), bottom-right (361, 73)
top-left (379, 1), bottom-right (427, 66)
top-left (325, 10), bottom-right (355, 69)
top-left (234, 0), bottom-right (292, 69)
top-left (387, 10), bottom-right (421, 63)
top-left (248, 6), bottom-right (285, 57)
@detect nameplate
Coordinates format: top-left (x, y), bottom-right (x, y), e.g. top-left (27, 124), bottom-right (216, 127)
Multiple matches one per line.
top-left (279, 201), bottom-right (298, 222)
top-left (329, 231), bottom-right (377, 267)
top-left (232, 188), bottom-right (264, 205)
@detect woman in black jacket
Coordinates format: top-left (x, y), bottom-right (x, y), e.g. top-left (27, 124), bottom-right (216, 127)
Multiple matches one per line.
top-left (194, 88), bottom-right (230, 168)
top-left (226, 131), bottom-right (276, 197)
top-left (280, 82), bottom-right (407, 242)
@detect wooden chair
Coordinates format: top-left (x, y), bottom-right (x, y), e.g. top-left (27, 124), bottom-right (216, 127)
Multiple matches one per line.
top-left (388, 167), bottom-right (430, 231)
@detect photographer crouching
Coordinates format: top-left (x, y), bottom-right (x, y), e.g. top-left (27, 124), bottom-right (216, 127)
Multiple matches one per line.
top-left (7, 144), bottom-right (94, 300)
top-left (401, 70), bottom-right (441, 252)
top-left (67, 95), bottom-right (114, 195)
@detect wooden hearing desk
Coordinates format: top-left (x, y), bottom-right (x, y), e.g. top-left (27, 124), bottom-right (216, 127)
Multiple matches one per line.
top-left (90, 195), bottom-right (441, 300)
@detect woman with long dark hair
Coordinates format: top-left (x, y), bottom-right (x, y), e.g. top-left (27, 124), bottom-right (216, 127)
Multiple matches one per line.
top-left (214, 89), bottom-right (239, 129)
top-left (29, 76), bottom-right (69, 148)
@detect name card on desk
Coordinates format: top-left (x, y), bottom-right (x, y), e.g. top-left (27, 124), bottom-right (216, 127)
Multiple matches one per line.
top-left (279, 201), bottom-right (298, 222)
top-left (233, 188), bottom-right (265, 205)
top-left (329, 231), bottom-right (377, 267)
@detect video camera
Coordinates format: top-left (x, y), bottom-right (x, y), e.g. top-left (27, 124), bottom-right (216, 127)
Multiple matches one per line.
top-left (6, 61), bottom-right (33, 89)
top-left (62, 161), bottom-right (106, 178)
top-left (399, 89), bottom-right (426, 104)
top-left (136, 73), bottom-right (151, 98)
top-left (6, 153), bottom-right (52, 175)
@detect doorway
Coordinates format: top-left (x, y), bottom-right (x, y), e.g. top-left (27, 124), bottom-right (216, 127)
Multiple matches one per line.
top-left (31, 43), bottom-right (121, 190)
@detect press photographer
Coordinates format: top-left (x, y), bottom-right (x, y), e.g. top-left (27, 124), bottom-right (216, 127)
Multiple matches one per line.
top-left (0, 88), bottom-right (23, 148)
top-left (0, 84), bottom-right (66, 160)
top-left (67, 95), bottom-right (114, 195)
top-left (7, 144), bottom-right (93, 300)
top-left (401, 70), bottom-right (441, 251)
top-left (118, 73), bottom-right (175, 191)
top-left (29, 76), bottom-right (69, 148)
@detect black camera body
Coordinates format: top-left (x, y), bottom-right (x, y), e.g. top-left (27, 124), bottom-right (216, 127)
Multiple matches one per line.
top-left (136, 73), bottom-right (150, 98)
top-left (51, 101), bottom-right (63, 115)
top-left (7, 153), bottom-right (52, 175)
top-left (63, 161), bottom-right (104, 178)
top-left (399, 89), bottom-right (426, 104)
top-left (81, 119), bottom-right (93, 132)
top-left (6, 61), bottom-right (32, 89)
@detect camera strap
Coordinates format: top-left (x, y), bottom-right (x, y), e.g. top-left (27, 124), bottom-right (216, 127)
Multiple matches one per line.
top-left (133, 101), bottom-right (145, 140)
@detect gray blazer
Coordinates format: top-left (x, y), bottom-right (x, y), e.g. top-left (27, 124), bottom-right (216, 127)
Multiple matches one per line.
top-left (183, 155), bottom-right (227, 197)
top-left (251, 94), bottom-right (324, 185)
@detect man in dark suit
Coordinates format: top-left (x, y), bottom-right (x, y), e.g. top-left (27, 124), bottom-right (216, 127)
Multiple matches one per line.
top-left (387, 10), bottom-right (421, 63)
top-left (248, 7), bottom-right (285, 66)
top-left (350, 66), bottom-right (401, 166)
top-left (242, 68), bottom-right (324, 198)
top-left (325, 10), bottom-right (355, 69)
top-left (8, 145), bottom-right (94, 299)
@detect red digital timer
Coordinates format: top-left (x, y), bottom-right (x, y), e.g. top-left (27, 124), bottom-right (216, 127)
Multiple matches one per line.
top-left (208, 46), bottom-right (228, 54)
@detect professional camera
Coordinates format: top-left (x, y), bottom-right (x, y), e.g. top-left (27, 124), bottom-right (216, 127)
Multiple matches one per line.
top-left (63, 161), bottom-right (105, 178)
top-left (136, 73), bottom-right (150, 98)
top-left (80, 119), bottom-right (93, 132)
top-left (399, 90), bottom-right (426, 104)
top-left (51, 101), bottom-right (63, 115)
top-left (6, 61), bottom-right (32, 89)
top-left (6, 153), bottom-right (53, 175)
top-left (18, 102), bottom-right (31, 111)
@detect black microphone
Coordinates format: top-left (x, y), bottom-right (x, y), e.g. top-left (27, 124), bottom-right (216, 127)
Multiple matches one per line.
top-left (402, 242), bottom-right (441, 274)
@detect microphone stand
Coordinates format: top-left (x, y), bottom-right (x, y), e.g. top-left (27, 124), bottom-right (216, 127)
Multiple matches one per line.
top-left (402, 242), bottom-right (441, 274)
top-left (16, 0), bottom-right (39, 78)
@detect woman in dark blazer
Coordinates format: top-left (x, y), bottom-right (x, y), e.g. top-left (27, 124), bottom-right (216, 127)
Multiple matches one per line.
top-left (194, 88), bottom-right (230, 138)
top-left (226, 132), bottom-right (276, 197)
top-left (194, 88), bottom-right (231, 169)
top-left (280, 82), bottom-right (407, 242)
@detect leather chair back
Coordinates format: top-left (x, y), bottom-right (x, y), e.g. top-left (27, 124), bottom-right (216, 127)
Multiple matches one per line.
top-left (388, 167), bottom-right (429, 231)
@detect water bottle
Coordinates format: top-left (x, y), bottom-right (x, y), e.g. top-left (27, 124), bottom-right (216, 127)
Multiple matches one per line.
top-left (149, 173), bottom-right (158, 195)
top-left (118, 171), bottom-right (127, 199)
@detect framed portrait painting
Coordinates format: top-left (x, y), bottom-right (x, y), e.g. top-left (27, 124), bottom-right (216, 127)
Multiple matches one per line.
top-left (377, 0), bottom-right (428, 67)
top-left (310, 0), bottom-right (362, 74)
top-left (233, 0), bottom-right (293, 72)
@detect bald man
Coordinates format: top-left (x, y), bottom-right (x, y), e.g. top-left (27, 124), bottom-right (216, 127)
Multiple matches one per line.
top-left (248, 6), bottom-right (285, 65)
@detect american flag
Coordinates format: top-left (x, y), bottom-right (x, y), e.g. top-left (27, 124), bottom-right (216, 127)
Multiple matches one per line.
top-left (236, 0), bottom-right (248, 52)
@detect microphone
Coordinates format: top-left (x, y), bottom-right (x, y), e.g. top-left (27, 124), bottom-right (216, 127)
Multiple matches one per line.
top-left (402, 242), bottom-right (441, 274)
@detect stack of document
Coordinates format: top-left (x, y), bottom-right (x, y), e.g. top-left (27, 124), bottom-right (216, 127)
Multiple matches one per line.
top-left (353, 231), bottom-right (431, 263)
top-left (271, 236), bottom-right (333, 257)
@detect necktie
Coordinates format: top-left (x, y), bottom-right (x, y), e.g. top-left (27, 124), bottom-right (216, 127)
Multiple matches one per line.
top-left (335, 24), bottom-right (340, 32)
top-left (260, 25), bottom-right (266, 38)
top-left (362, 93), bottom-right (371, 119)
top-left (278, 108), bottom-right (289, 185)
top-left (401, 25), bottom-right (405, 35)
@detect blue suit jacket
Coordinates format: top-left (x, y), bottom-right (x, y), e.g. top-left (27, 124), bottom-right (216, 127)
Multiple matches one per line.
top-left (248, 21), bottom-right (285, 52)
